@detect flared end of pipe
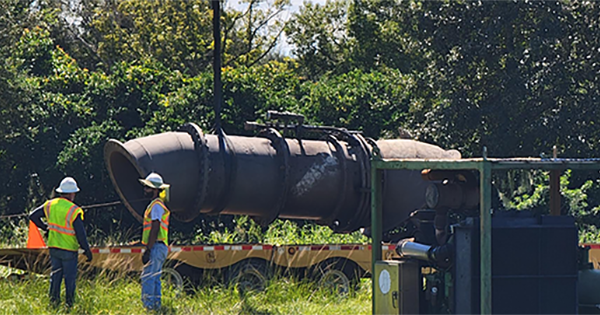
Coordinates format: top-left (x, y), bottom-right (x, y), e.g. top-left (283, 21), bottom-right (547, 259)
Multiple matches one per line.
top-left (105, 130), bottom-right (204, 223)
top-left (104, 139), bottom-right (147, 222)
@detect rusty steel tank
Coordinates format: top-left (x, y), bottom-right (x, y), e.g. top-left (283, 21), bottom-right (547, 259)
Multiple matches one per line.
top-left (104, 117), bottom-right (460, 233)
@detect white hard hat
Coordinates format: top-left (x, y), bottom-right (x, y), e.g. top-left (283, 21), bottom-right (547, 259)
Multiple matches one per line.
top-left (55, 177), bottom-right (80, 193)
top-left (139, 172), bottom-right (170, 190)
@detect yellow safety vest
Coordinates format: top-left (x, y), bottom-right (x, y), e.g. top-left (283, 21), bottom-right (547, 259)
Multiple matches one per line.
top-left (142, 198), bottom-right (170, 246)
top-left (43, 198), bottom-right (84, 251)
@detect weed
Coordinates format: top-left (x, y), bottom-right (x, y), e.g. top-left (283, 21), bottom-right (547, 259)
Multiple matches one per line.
top-left (0, 265), bottom-right (371, 315)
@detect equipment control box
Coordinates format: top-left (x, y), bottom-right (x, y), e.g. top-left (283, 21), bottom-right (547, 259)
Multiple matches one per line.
top-left (374, 260), bottom-right (420, 315)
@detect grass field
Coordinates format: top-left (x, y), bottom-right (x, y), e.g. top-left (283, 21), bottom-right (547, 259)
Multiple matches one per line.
top-left (0, 265), bottom-right (372, 315)
top-left (0, 217), bottom-right (372, 314)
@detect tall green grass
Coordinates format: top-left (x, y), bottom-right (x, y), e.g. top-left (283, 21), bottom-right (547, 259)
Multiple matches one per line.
top-left (1, 216), bottom-right (372, 314)
top-left (0, 265), bottom-right (372, 315)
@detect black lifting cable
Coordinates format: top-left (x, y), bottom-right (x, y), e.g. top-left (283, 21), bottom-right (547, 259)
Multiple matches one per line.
top-left (81, 200), bottom-right (123, 209)
top-left (0, 200), bottom-right (128, 220)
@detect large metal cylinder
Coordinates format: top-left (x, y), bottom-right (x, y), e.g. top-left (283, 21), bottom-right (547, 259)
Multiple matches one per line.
top-left (104, 123), bottom-right (460, 233)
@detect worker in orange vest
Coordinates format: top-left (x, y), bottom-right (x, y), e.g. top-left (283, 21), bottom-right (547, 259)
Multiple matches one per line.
top-left (139, 172), bottom-right (170, 311)
top-left (29, 176), bottom-right (92, 308)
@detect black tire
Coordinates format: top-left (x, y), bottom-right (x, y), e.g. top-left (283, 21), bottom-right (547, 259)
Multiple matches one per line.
top-left (226, 259), bottom-right (270, 294)
top-left (170, 262), bottom-right (205, 289)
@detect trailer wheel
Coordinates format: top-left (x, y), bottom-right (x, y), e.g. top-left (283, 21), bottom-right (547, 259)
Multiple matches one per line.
top-left (314, 259), bottom-right (361, 296)
top-left (161, 267), bottom-right (184, 297)
top-left (319, 269), bottom-right (351, 295)
top-left (227, 259), bottom-right (269, 294)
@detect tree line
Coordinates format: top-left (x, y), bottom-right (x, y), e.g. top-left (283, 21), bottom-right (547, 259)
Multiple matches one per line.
top-left (2, 0), bottom-right (600, 241)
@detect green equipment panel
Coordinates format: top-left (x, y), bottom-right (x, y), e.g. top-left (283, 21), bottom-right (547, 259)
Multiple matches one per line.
top-left (374, 260), bottom-right (420, 315)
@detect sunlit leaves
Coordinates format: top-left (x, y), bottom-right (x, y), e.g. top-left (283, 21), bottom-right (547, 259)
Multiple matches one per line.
top-left (89, 0), bottom-right (213, 75)
top-left (286, 0), bottom-right (351, 79)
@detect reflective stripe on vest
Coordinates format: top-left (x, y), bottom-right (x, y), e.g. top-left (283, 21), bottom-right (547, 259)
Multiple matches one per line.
top-left (142, 198), bottom-right (170, 245)
top-left (45, 198), bottom-right (84, 251)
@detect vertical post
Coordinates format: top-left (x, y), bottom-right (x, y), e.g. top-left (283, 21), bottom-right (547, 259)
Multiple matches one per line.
top-left (550, 146), bottom-right (561, 216)
top-left (549, 170), bottom-right (561, 215)
top-left (212, 0), bottom-right (222, 134)
top-left (479, 161), bottom-right (492, 314)
top-left (371, 164), bottom-right (383, 315)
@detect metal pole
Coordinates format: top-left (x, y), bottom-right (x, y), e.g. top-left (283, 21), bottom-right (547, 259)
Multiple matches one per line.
top-left (212, 0), bottom-right (223, 134)
top-left (549, 170), bottom-right (561, 215)
top-left (479, 161), bottom-right (492, 314)
top-left (371, 166), bottom-right (383, 315)
top-left (550, 146), bottom-right (561, 215)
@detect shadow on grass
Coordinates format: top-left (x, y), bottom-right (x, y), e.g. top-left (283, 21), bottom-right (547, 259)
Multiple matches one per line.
top-left (156, 302), bottom-right (270, 315)
top-left (156, 304), bottom-right (177, 315)
top-left (240, 297), bottom-right (273, 315)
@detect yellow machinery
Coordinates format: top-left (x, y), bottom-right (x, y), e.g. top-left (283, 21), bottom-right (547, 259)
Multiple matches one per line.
top-left (373, 260), bottom-right (420, 314)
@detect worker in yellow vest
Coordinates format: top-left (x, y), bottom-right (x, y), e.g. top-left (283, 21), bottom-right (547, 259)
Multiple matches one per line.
top-left (29, 176), bottom-right (92, 308)
top-left (139, 172), bottom-right (170, 311)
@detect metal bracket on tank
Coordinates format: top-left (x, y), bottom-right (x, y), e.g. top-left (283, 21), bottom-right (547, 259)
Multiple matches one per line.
top-left (245, 112), bottom-right (378, 231)
top-left (335, 132), bottom-right (372, 232)
top-left (178, 123), bottom-right (209, 221)
top-left (208, 130), bottom-right (237, 215)
top-left (364, 137), bottom-right (382, 160)
top-left (255, 128), bottom-right (291, 226)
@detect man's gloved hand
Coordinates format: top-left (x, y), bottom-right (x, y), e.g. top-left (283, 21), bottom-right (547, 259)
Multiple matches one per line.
top-left (84, 249), bottom-right (93, 262)
top-left (142, 247), bottom-right (151, 265)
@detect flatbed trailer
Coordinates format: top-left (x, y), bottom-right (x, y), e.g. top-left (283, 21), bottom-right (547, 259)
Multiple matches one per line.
top-left (2, 243), bottom-right (600, 293)
top-left (0, 243), bottom-right (399, 292)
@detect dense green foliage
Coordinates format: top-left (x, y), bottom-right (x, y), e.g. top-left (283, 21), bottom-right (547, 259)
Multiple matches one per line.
top-left (2, 0), bottom-right (600, 243)
top-left (1, 215), bottom-right (369, 248)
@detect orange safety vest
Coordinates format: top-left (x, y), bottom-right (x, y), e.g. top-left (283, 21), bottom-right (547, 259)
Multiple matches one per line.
top-left (142, 198), bottom-right (170, 246)
top-left (43, 198), bottom-right (84, 251)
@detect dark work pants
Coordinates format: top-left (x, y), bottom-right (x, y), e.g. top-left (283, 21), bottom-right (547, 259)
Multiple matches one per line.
top-left (49, 248), bottom-right (78, 306)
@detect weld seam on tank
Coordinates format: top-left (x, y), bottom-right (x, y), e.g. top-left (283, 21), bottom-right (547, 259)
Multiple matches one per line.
top-left (319, 134), bottom-right (347, 226)
top-left (255, 128), bottom-right (290, 226)
top-left (178, 123), bottom-right (209, 222)
top-left (209, 132), bottom-right (237, 215)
